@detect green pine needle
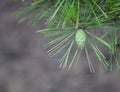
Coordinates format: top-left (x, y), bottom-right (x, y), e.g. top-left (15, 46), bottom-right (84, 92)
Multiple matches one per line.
top-left (15, 0), bottom-right (120, 72)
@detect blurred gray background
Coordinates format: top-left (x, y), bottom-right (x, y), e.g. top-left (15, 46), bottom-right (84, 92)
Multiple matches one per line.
top-left (0, 0), bottom-right (120, 92)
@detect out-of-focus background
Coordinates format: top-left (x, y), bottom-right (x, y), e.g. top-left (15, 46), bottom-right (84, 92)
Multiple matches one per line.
top-left (0, 0), bottom-right (120, 92)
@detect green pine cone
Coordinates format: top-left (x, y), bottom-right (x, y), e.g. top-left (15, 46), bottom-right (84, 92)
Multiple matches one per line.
top-left (75, 29), bottom-right (86, 49)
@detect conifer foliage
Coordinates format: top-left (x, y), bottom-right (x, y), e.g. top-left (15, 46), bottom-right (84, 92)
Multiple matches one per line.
top-left (15, 0), bottom-right (120, 72)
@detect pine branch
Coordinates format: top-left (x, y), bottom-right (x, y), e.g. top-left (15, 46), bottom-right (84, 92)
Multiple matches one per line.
top-left (14, 0), bottom-right (120, 72)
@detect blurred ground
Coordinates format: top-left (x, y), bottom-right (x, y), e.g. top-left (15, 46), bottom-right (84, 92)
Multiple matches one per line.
top-left (0, 0), bottom-right (120, 92)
